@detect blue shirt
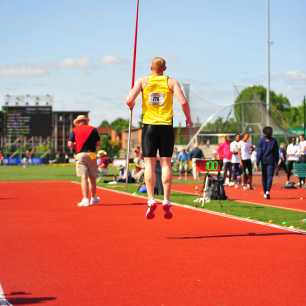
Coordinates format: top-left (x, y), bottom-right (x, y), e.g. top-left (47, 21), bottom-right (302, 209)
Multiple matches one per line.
top-left (178, 151), bottom-right (189, 162)
top-left (256, 137), bottom-right (279, 165)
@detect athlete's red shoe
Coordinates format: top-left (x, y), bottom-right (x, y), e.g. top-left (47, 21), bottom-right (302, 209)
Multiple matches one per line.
top-left (146, 199), bottom-right (157, 219)
top-left (162, 201), bottom-right (173, 219)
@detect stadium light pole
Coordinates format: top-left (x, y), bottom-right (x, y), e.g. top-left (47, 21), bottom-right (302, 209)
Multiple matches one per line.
top-left (266, 0), bottom-right (271, 126)
top-left (303, 96), bottom-right (306, 135)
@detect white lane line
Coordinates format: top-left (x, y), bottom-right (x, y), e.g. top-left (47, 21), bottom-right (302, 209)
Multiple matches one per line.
top-left (70, 181), bottom-right (306, 234)
top-left (171, 188), bottom-right (306, 213)
top-left (0, 284), bottom-right (12, 306)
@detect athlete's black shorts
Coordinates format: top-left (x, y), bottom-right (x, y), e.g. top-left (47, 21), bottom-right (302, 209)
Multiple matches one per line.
top-left (142, 124), bottom-right (174, 157)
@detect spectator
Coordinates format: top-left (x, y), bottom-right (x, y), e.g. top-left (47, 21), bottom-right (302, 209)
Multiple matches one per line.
top-left (256, 126), bottom-right (279, 199)
top-left (97, 150), bottom-right (111, 181)
top-left (0, 151), bottom-right (4, 166)
top-left (178, 148), bottom-right (189, 180)
top-left (250, 146), bottom-right (257, 172)
top-left (286, 136), bottom-right (299, 183)
top-left (189, 143), bottom-right (204, 180)
top-left (299, 134), bottom-right (306, 160)
top-left (239, 132), bottom-right (253, 190)
top-left (275, 143), bottom-right (287, 176)
top-left (171, 147), bottom-right (179, 172)
top-left (217, 136), bottom-right (232, 185)
top-left (298, 134), bottom-right (306, 186)
top-left (22, 150), bottom-right (31, 168)
top-left (230, 134), bottom-right (242, 188)
top-left (64, 153), bottom-right (70, 163)
top-left (133, 147), bottom-right (145, 183)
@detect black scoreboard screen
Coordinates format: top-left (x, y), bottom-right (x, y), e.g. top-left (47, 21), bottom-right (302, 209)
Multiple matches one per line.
top-left (3, 106), bottom-right (52, 137)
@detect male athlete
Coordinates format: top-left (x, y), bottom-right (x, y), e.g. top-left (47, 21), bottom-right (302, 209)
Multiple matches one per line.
top-left (126, 57), bottom-right (192, 219)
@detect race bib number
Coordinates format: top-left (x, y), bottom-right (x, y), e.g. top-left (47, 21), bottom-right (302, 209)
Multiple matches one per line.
top-left (149, 93), bottom-right (165, 106)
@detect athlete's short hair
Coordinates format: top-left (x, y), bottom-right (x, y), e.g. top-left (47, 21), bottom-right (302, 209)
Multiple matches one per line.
top-left (151, 57), bottom-right (167, 71)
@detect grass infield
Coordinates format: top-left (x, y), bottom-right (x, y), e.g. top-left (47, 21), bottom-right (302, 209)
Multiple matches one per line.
top-left (1, 164), bottom-right (306, 231)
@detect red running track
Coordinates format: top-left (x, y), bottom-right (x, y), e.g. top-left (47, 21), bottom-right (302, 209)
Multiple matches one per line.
top-left (0, 181), bottom-right (305, 306)
top-left (173, 175), bottom-right (306, 212)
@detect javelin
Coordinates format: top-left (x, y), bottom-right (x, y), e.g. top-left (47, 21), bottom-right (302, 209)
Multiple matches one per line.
top-left (126, 0), bottom-right (140, 187)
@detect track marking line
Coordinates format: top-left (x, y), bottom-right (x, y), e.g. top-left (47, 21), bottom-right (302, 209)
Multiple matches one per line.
top-left (70, 181), bottom-right (306, 235)
top-left (0, 284), bottom-right (12, 306)
top-left (171, 188), bottom-right (306, 213)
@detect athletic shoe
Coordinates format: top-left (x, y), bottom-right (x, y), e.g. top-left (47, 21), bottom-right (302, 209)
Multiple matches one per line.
top-left (77, 198), bottom-right (90, 207)
top-left (264, 192), bottom-right (270, 200)
top-left (228, 182), bottom-right (235, 187)
top-left (243, 185), bottom-right (248, 191)
top-left (162, 201), bottom-right (173, 219)
top-left (146, 199), bottom-right (157, 219)
top-left (234, 184), bottom-right (239, 189)
top-left (90, 196), bottom-right (101, 205)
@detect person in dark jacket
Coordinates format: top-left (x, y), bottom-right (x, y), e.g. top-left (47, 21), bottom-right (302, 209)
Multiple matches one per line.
top-left (256, 126), bottom-right (279, 199)
top-left (189, 144), bottom-right (204, 180)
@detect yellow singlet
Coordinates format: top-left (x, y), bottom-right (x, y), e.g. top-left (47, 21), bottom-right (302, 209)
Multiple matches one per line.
top-left (141, 74), bottom-right (173, 125)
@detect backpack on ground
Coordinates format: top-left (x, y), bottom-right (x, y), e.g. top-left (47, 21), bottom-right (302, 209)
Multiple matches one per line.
top-left (284, 181), bottom-right (296, 189)
top-left (206, 175), bottom-right (227, 200)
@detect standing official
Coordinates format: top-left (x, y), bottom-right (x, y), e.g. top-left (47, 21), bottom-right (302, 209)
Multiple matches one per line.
top-left (68, 115), bottom-right (101, 207)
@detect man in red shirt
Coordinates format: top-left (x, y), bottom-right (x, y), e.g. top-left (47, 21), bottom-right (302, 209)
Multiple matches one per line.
top-left (68, 115), bottom-right (101, 207)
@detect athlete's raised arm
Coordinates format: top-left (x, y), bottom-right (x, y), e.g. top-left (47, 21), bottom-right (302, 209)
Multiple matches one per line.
top-left (170, 78), bottom-right (193, 127)
top-left (126, 78), bottom-right (143, 110)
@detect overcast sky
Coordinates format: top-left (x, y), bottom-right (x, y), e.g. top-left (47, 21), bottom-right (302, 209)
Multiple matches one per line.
top-left (0, 0), bottom-right (305, 126)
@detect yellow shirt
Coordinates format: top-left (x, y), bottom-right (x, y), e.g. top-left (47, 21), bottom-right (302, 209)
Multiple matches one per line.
top-left (141, 74), bottom-right (173, 125)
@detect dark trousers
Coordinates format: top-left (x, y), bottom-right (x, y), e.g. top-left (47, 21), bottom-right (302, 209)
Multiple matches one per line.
top-left (223, 161), bottom-right (232, 181)
top-left (261, 164), bottom-right (275, 193)
top-left (232, 163), bottom-right (241, 183)
top-left (287, 161), bottom-right (295, 181)
top-left (275, 160), bottom-right (287, 176)
top-left (242, 159), bottom-right (253, 185)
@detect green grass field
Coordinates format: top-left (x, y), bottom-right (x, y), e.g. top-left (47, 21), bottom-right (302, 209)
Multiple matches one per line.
top-left (1, 164), bottom-right (306, 231)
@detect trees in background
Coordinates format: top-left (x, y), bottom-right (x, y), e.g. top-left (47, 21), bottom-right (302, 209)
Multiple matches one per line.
top-left (234, 85), bottom-right (291, 130)
top-left (98, 118), bottom-right (129, 157)
top-left (99, 118), bottom-right (129, 133)
top-left (202, 85), bottom-right (304, 134)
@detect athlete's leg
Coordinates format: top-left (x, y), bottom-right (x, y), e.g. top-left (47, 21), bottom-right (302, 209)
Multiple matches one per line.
top-left (160, 157), bottom-right (172, 202)
top-left (144, 157), bottom-right (157, 201)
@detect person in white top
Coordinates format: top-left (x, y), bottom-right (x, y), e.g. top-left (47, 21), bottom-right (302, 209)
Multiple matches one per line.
top-left (299, 134), bottom-right (306, 157)
top-left (298, 134), bottom-right (306, 186)
top-left (286, 136), bottom-right (299, 182)
top-left (230, 134), bottom-right (242, 187)
top-left (239, 132), bottom-right (253, 190)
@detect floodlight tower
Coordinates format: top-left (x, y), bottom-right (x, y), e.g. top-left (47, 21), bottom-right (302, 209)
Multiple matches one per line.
top-left (266, 0), bottom-right (271, 125)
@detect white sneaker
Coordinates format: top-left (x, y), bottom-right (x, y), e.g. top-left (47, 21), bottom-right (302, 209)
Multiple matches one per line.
top-left (77, 198), bottom-right (90, 207)
top-left (228, 182), bottom-right (235, 187)
top-left (90, 196), bottom-right (101, 205)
